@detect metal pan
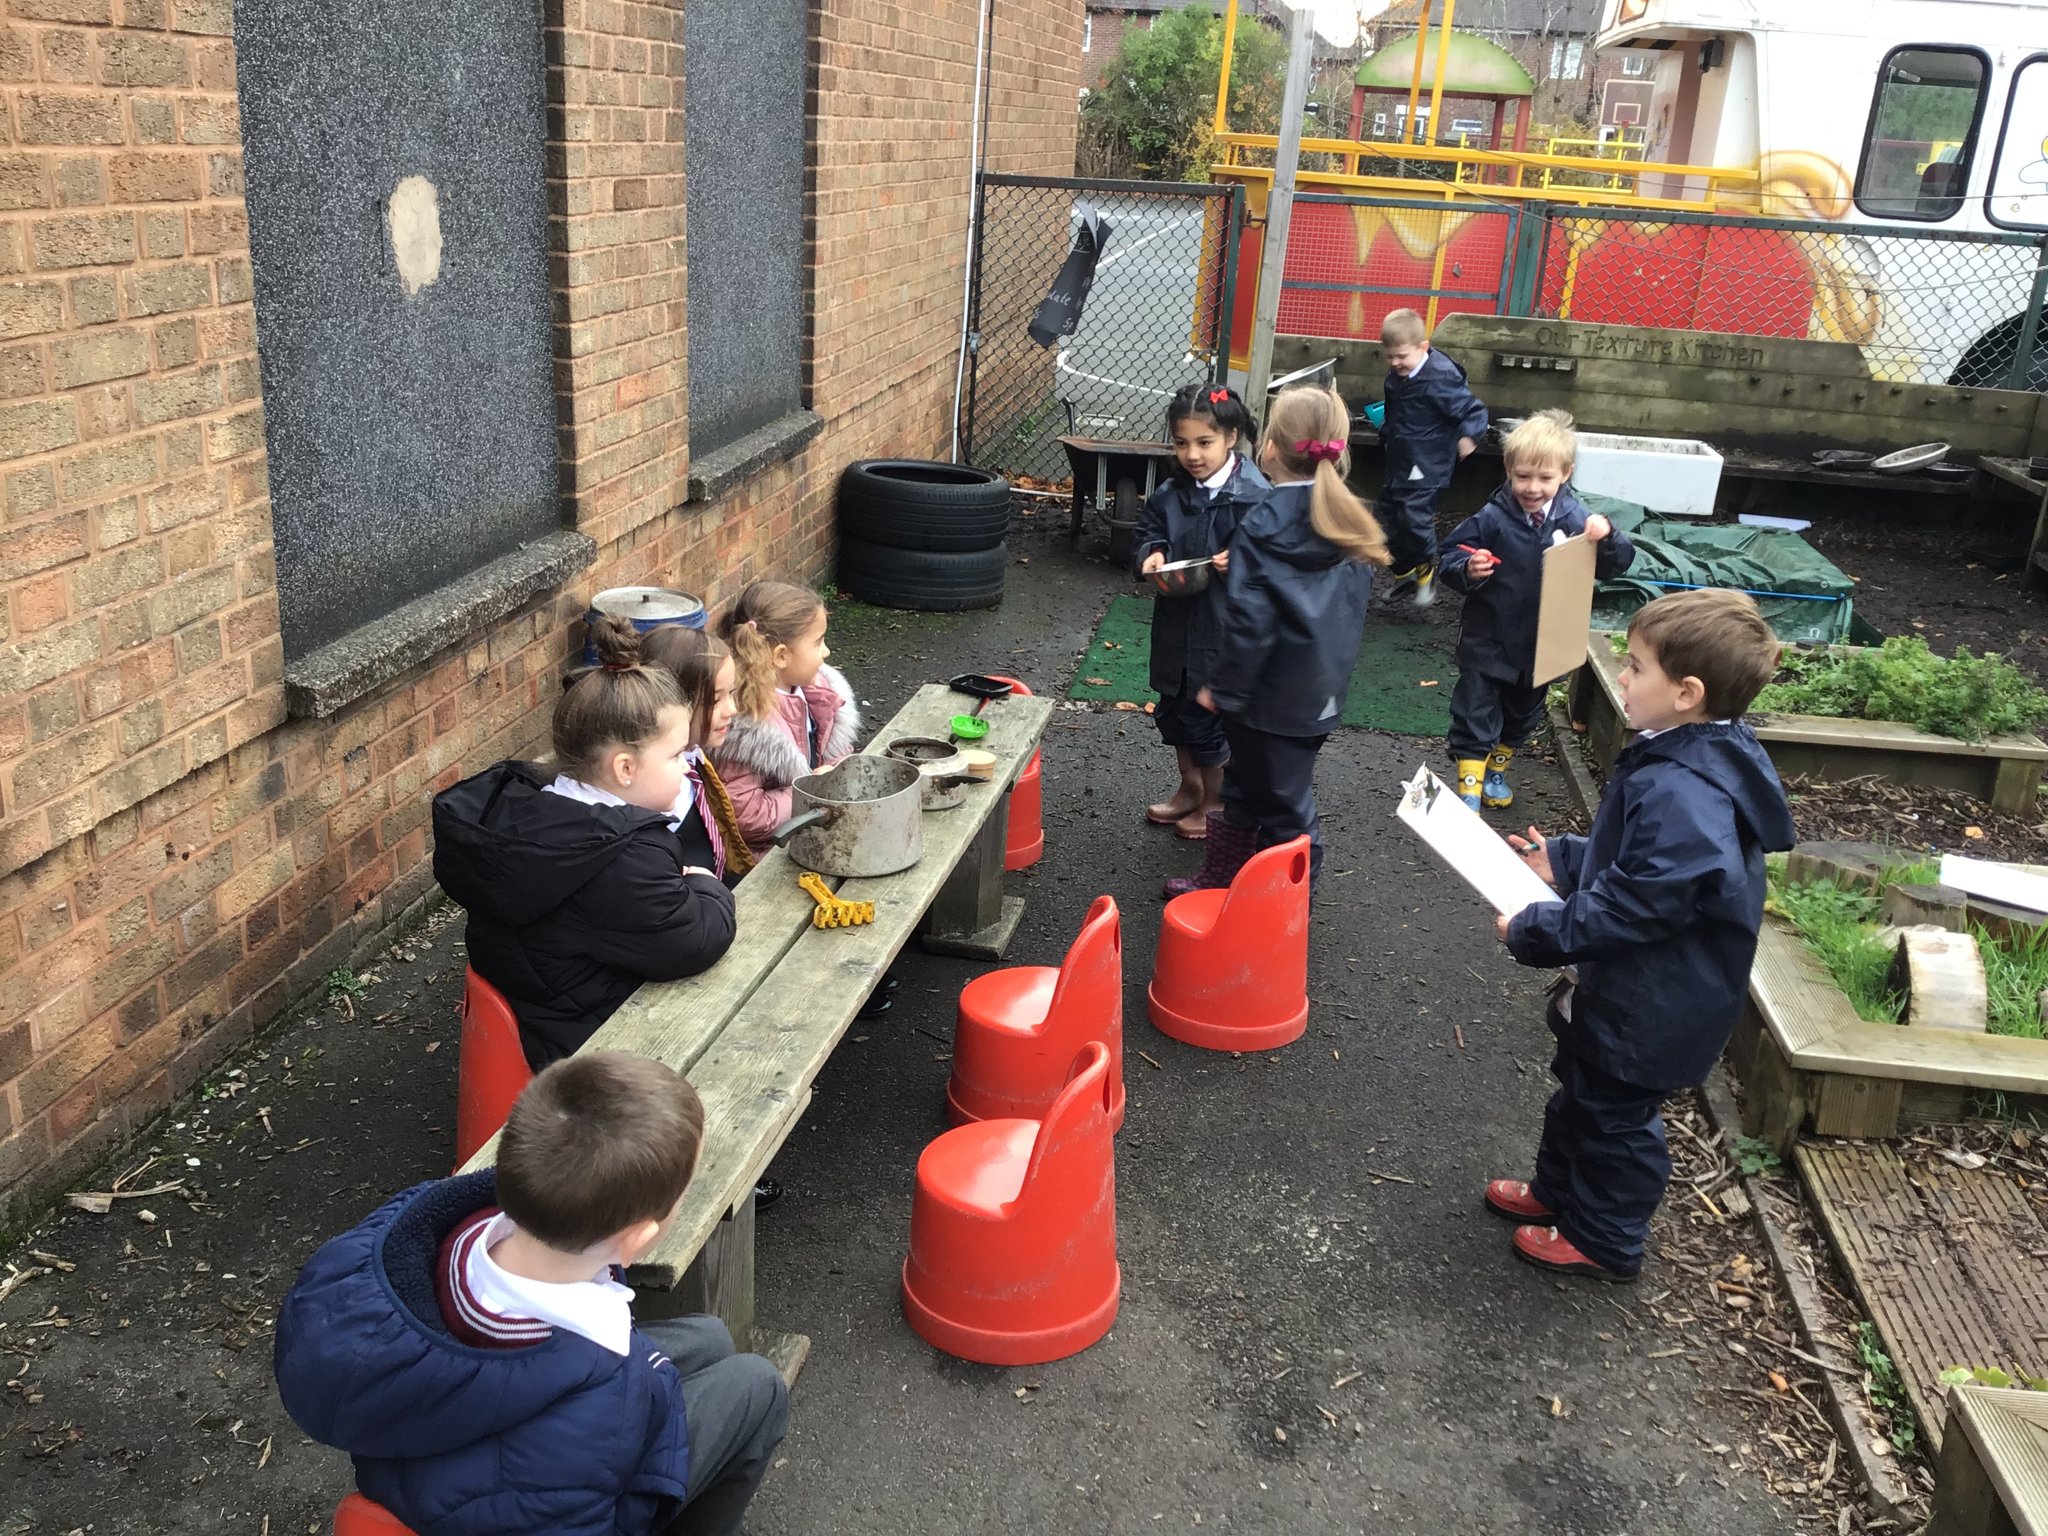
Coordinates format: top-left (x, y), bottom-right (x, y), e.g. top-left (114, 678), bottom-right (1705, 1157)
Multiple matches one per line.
top-left (771, 755), bottom-right (924, 877)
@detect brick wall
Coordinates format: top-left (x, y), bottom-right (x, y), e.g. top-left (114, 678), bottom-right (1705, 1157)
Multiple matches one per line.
top-left (0, 0), bottom-right (281, 881)
top-left (0, 0), bottom-right (1082, 1220)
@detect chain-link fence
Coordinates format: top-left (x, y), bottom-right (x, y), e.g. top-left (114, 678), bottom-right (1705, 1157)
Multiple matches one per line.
top-left (1276, 193), bottom-right (1523, 343)
top-left (1521, 207), bottom-right (2048, 389)
top-left (960, 175), bottom-right (1243, 480)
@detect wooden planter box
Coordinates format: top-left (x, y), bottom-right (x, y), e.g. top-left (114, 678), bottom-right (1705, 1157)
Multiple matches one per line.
top-left (1567, 632), bottom-right (2048, 814)
top-left (1732, 920), bottom-right (2048, 1153)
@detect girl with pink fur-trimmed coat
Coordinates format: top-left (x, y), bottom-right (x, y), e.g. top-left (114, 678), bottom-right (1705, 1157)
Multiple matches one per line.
top-left (710, 580), bottom-right (862, 857)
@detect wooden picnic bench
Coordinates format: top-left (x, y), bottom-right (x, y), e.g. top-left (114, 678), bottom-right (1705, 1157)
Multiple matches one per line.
top-left (1930, 1384), bottom-right (2048, 1536)
top-left (1981, 455), bottom-right (2048, 592)
top-left (459, 682), bottom-right (1055, 1383)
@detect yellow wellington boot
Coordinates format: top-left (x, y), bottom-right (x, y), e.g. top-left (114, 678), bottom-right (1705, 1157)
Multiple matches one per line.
top-left (1482, 744), bottom-right (1515, 808)
top-left (1455, 758), bottom-right (1485, 811)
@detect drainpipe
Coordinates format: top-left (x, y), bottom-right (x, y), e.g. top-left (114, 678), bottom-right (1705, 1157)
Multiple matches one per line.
top-left (950, 0), bottom-right (996, 464)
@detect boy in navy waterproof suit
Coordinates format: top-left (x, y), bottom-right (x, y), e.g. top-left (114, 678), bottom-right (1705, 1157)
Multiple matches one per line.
top-left (275, 1053), bottom-right (788, 1536)
top-left (1375, 307), bottom-right (1488, 607)
top-left (1437, 410), bottom-right (1636, 810)
top-left (1488, 588), bottom-right (1794, 1282)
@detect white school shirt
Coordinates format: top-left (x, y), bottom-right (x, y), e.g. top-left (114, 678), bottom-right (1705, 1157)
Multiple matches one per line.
top-left (1199, 455), bottom-right (1237, 499)
top-left (450, 1210), bottom-right (635, 1356)
top-left (542, 772), bottom-right (689, 830)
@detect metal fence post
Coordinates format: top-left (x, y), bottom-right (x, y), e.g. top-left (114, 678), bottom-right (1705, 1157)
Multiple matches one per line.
top-left (1504, 200), bottom-right (1546, 317)
top-left (1213, 185), bottom-right (1244, 378)
top-left (2007, 236), bottom-right (2048, 391)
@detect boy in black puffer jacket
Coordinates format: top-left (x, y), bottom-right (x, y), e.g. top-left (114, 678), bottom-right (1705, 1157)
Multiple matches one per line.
top-left (1437, 409), bottom-right (1636, 810)
top-left (1489, 588), bottom-right (1794, 1283)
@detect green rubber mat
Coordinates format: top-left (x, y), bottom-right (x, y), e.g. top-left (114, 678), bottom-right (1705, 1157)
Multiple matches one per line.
top-left (1069, 593), bottom-right (1454, 737)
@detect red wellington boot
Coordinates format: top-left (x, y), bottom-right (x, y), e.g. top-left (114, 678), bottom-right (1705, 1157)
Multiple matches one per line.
top-left (1161, 813), bottom-right (1256, 899)
top-left (1484, 1179), bottom-right (1556, 1222)
top-left (1511, 1224), bottom-right (1638, 1283)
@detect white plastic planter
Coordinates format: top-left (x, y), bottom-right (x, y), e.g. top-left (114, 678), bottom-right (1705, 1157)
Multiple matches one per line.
top-left (1572, 432), bottom-right (1723, 518)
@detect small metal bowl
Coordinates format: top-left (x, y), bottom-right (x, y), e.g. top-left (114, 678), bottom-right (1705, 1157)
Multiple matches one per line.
top-left (1147, 556), bottom-right (1216, 596)
top-left (1872, 441), bottom-right (1950, 475)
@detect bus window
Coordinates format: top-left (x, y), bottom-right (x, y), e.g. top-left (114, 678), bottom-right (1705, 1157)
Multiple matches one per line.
top-left (1987, 54), bottom-right (2048, 231)
top-left (1855, 46), bottom-right (1989, 221)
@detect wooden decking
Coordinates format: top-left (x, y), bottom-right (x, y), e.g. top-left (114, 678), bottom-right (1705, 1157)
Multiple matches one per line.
top-left (1798, 1139), bottom-right (2048, 1452)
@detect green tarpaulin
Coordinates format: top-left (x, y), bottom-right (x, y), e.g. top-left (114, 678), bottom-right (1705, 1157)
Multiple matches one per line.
top-left (1585, 494), bottom-right (1857, 646)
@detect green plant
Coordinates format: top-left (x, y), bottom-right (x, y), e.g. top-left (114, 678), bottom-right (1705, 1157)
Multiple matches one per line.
top-left (1734, 1135), bottom-right (1783, 1177)
top-left (1768, 877), bottom-right (1903, 1024)
top-left (1079, 2), bottom-right (1286, 180)
top-left (1939, 1365), bottom-right (2048, 1391)
top-left (1753, 636), bottom-right (2048, 743)
top-left (1979, 922), bottom-right (2048, 1041)
top-left (1857, 1322), bottom-right (1920, 1456)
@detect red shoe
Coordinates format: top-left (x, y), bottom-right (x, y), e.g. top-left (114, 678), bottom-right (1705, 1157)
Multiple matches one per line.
top-left (1511, 1224), bottom-right (1637, 1283)
top-left (1484, 1179), bottom-right (1555, 1222)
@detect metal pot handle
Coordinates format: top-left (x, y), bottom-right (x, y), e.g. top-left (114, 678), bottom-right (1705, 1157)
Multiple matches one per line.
top-left (771, 807), bottom-right (833, 845)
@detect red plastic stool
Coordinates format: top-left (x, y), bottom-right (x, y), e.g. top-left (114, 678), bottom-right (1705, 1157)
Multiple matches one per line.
top-left (335, 1493), bottom-right (417, 1535)
top-left (454, 966), bottom-right (532, 1168)
top-left (902, 1040), bottom-right (1120, 1365)
top-left (1148, 835), bottom-right (1311, 1051)
top-left (947, 894), bottom-right (1124, 1131)
top-left (985, 674), bottom-right (1043, 871)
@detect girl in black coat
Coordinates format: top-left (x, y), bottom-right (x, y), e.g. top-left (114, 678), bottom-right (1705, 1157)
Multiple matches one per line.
top-left (1166, 385), bottom-right (1393, 896)
top-left (1134, 383), bottom-right (1268, 840)
top-left (432, 618), bottom-right (738, 1068)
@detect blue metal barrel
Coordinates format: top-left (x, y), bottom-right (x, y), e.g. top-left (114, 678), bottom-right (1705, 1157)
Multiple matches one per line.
top-left (582, 586), bottom-right (707, 664)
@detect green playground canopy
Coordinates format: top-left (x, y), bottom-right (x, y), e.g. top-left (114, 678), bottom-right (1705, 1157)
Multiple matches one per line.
top-left (1356, 31), bottom-right (1535, 99)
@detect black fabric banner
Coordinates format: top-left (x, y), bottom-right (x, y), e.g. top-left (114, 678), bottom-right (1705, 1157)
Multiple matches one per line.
top-left (1027, 202), bottom-right (1112, 348)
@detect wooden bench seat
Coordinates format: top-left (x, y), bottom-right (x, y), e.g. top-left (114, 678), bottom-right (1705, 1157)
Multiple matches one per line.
top-left (460, 682), bottom-right (1054, 1382)
top-left (1931, 1385), bottom-right (2048, 1536)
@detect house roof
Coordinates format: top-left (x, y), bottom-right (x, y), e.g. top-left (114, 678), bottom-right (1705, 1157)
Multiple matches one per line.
top-left (1373, 0), bottom-right (1603, 33)
top-left (1087, 0), bottom-right (1286, 15)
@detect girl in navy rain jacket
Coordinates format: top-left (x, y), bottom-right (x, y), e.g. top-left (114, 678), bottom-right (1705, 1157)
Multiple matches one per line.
top-left (1164, 385), bottom-right (1392, 897)
top-left (1134, 382), bottom-right (1269, 839)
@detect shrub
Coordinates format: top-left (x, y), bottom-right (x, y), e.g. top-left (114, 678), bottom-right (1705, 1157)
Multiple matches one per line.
top-left (1753, 636), bottom-right (2048, 743)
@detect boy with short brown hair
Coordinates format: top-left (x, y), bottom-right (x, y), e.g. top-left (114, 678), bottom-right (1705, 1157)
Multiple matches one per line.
top-left (1375, 306), bottom-right (1489, 607)
top-left (276, 1053), bottom-right (789, 1536)
top-left (1488, 588), bottom-right (1794, 1282)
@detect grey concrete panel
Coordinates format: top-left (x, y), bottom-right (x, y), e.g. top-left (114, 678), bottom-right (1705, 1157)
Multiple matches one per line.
top-left (235, 0), bottom-right (562, 657)
top-left (684, 0), bottom-right (808, 456)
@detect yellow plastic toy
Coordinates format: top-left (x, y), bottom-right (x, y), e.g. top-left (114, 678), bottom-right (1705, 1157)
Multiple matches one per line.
top-left (798, 871), bottom-right (875, 929)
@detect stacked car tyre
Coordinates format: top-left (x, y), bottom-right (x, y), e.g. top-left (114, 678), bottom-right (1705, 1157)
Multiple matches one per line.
top-left (835, 460), bottom-right (1011, 611)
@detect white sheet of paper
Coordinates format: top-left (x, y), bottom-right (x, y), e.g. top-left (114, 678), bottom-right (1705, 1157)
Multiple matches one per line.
top-left (1938, 854), bottom-right (2048, 915)
top-left (1396, 766), bottom-right (1563, 918)
top-left (1532, 532), bottom-right (1598, 686)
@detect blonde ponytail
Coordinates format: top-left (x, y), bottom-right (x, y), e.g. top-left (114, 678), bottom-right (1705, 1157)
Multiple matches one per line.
top-left (715, 578), bottom-right (827, 720)
top-left (1262, 386), bottom-right (1392, 567)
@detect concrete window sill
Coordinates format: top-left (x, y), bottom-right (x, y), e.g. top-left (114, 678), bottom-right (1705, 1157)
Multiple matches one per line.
top-left (687, 409), bottom-right (824, 503)
top-left (284, 530), bottom-right (598, 719)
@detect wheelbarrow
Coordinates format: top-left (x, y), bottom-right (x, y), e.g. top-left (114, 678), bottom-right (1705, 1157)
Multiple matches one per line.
top-left (1057, 433), bottom-right (1176, 562)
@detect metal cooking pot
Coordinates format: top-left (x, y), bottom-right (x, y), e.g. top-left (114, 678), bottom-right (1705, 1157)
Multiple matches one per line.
top-left (772, 755), bottom-right (924, 876)
top-left (884, 735), bottom-right (980, 811)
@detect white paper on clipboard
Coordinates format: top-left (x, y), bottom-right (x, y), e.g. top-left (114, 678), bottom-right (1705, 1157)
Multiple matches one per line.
top-left (1396, 766), bottom-right (1562, 918)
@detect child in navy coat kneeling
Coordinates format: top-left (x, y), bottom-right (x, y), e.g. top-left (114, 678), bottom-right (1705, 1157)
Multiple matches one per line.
top-left (1437, 409), bottom-right (1635, 810)
top-left (1490, 588), bottom-right (1794, 1282)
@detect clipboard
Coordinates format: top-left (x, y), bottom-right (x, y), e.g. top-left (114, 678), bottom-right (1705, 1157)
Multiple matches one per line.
top-left (1395, 766), bottom-right (1561, 918)
top-left (1532, 532), bottom-right (1598, 686)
